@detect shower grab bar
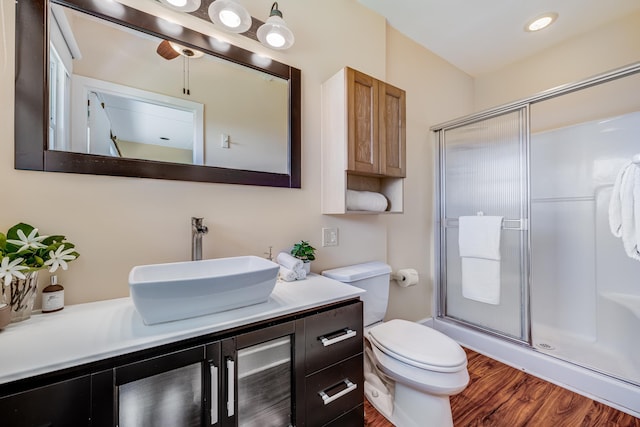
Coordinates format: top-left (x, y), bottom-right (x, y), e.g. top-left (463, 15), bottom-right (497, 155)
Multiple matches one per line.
top-left (442, 218), bottom-right (528, 231)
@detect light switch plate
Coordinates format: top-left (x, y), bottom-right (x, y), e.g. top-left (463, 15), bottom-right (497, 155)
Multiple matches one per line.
top-left (221, 133), bottom-right (230, 148)
top-left (322, 227), bottom-right (338, 247)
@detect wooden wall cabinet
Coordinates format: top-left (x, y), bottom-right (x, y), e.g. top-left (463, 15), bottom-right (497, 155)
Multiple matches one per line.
top-left (322, 67), bottom-right (406, 214)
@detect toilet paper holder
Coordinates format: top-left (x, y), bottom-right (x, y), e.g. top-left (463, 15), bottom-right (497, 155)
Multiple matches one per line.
top-left (391, 268), bottom-right (419, 287)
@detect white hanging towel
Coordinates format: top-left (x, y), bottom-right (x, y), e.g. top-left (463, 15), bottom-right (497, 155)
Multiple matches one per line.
top-left (458, 215), bottom-right (503, 304)
top-left (609, 161), bottom-right (640, 261)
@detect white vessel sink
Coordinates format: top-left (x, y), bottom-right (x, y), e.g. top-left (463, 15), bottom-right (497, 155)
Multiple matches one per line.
top-left (129, 255), bottom-right (280, 325)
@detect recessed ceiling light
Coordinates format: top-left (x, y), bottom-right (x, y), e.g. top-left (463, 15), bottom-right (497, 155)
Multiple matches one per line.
top-left (525, 12), bottom-right (558, 32)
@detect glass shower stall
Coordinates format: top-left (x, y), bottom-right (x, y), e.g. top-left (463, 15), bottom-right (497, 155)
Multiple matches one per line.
top-left (433, 63), bottom-right (640, 408)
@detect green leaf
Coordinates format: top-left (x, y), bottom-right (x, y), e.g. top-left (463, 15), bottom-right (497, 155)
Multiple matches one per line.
top-left (7, 223), bottom-right (35, 240)
top-left (42, 235), bottom-right (65, 245)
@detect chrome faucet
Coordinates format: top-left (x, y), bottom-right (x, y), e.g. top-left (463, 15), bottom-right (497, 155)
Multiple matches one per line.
top-left (191, 217), bottom-right (209, 261)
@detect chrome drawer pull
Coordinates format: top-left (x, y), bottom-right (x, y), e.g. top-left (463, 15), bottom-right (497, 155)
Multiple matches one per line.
top-left (226, 358), bottom-right (235, 417)
top-left (320, 329), bottom-right (357, 347)
top-left (210, 364), bottom-right (218, 425)
top-left (319, 379), bottom-right (357, 405)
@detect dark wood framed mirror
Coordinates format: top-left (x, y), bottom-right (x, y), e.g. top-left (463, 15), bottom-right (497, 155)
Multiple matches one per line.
top-left (15, 0), bottom-right (301, 188)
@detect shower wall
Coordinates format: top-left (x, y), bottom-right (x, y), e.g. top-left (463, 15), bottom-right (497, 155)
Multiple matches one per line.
top-left (530, 110), bottom-right (640, 384)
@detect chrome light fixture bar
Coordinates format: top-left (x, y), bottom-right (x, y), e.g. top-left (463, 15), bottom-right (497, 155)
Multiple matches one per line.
top-left (257, 2), bottom-right (294, 50)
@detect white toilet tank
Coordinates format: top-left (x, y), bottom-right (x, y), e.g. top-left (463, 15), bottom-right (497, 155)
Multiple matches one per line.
top-left (322, 261), bottom-right (392, 327)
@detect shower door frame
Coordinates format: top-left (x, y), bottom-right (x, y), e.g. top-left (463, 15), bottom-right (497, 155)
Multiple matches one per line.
top-left (434, 107), bottom-right (532, 345)
top-left (432, 61), bottom-right (640, 347)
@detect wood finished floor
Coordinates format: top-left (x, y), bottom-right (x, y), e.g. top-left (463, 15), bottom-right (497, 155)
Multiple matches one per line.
top-left (364, 348), bottom-right (640, 427)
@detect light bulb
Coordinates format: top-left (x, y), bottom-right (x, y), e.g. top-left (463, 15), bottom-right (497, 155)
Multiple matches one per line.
top-left (219, 9), bottom-right (241, 28)
top-left (159, 0), bottom-right (200, 13)
top-left (208, 0), bottom-right (252, 33)
top-left (266, 32), bottom-right (285, 48)
top-left (257, 5), bottom-right (294, 51)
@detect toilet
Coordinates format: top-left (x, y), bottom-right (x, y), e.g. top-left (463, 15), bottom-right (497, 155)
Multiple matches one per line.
top-left (322, 262), bottom-right (469, 427)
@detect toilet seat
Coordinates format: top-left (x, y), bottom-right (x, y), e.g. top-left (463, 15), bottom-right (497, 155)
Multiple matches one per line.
top-left (370, 344), bottom-right (470, 396)
top-left (367, 319), bottom-right (467, 373)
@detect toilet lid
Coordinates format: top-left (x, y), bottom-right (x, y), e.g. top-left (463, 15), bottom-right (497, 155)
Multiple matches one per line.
top-left (368, 319), bottom-right (467, 372)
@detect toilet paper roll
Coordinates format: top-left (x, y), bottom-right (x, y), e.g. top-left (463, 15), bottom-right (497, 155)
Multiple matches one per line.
top-left (394, 268), bottom-right (419, 287)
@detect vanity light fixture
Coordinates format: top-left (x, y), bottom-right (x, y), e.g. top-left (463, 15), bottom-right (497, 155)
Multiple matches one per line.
top-left (525, 12), bottom-right (558, 32)
top-left (208, 0), bottom-right (252, 34)
top-left (257, 2), bottom-right (294, 50)
top-left (158, 0), bottom-right (201, 13)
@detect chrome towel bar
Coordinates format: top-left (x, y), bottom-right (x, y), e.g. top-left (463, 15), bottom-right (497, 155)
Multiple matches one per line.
top-left (443, 218), bottom-right (528, 231)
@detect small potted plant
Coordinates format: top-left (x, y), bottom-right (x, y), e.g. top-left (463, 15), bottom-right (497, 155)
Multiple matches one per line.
top-left (0, 223), bottom-right (79, 323)
top-left (290, 240), bottom-right (316, 274)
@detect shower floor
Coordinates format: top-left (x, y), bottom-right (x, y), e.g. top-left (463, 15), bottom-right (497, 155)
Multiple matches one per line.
top-left (532, 323), bottom-right (640, 386)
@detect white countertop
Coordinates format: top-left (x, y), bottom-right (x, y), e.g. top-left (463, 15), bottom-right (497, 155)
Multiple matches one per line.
top-left (0, 274), bottom-right (364, 385)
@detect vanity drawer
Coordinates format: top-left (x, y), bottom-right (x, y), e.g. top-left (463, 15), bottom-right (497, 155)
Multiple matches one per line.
top-left (305, 353), bottom-right (364, 427)
top-left (323, 404), bottom-right (364, 427)
top-left (305, 301), bottom-right (363, 373)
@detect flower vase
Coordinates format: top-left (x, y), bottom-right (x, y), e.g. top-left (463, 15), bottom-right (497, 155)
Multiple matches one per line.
top-left (5, 270), bottom-right (39, 323)
top-left (303, 262), bottom-right (311, 274)
top-left (0, 303), bottom-right (10, 330)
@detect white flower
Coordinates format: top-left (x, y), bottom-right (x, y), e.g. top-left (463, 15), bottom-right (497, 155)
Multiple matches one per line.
top-left (0, 257), bottom-right (28, 287)
top-left (6, 228), bottom-right (48, 252)
top-left (44, 245), bottom-right (77, 273)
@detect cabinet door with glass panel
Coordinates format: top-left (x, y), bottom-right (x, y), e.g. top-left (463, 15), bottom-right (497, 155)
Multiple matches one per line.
top-left (116, 345), bottom-right (216, 427)
top-left (221, 321), bottom-right (300, 427)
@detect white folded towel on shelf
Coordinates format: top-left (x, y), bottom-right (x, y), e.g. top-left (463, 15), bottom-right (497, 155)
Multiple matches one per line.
top-left (346, 189), bottom-right (388, 212)
top-left (458, 215), bottom-right (503, 305)
top-left (279, 266), bottom-right (297, 282)
top-left (276, 252), bottom-right (303, 271)
top-left (609, 162), bottom-right (640, 261)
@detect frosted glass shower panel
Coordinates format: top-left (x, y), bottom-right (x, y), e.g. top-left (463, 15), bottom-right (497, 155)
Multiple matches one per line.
top-left (443, 111), bottom-right (524, 219)
top-left (441, 109), bottom-right (528, 341)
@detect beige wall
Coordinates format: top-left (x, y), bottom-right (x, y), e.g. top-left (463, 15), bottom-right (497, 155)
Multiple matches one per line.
top-left (1, 0), bottom-right (473, 321)
top-left (474, 11), bottom-right (640, 111)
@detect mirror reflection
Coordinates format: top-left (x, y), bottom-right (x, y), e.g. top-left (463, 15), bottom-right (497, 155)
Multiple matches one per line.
top-left (49, 4), bottom-right (289, 174)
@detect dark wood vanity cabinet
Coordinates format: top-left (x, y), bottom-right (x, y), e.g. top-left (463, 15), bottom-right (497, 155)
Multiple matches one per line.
top-left (303, 302), bottom-right (365, 426)
top-left (0, 299), bottom-right (364, 427)
top-left (0, 375), bottom-right (91, 426)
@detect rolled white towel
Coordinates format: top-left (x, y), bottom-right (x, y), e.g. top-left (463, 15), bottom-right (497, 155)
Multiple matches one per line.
top-left (279, 266), bottom-right (297, 282)
top-left (276, 252), bottom-right (303, 271)
top-left (346, 189), bottom-right (388, 212)
top-left (295, 268), bottom-right (307, 280)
